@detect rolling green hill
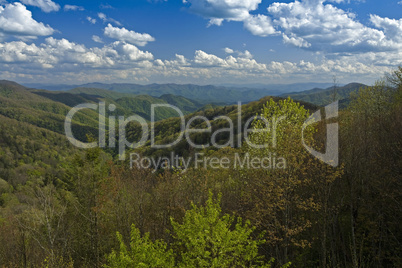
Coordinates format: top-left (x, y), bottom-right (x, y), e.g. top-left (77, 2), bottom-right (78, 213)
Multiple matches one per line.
top-left (113, 95), bottom-right (178, 121)
top-left (0, 81), bottom-right (99, 139)
top-left (0, 114), bottom-right (79, 186)
top-left (125, 96), bottom-right (318, 159)
top-left (69, 87), bottom-right (134, 100)
top-left (0, 80), bottom-right (226, 166)
top-left (65, 87), bottom-right (206, 119)
top-left (32, 90), bottom-right (101, 107)
top-left (281, 83), bottom-right (367, 107)
top-left (31, 85), bottom-right (207, 122)
top-left (159, 94), bottom-right (202, 113)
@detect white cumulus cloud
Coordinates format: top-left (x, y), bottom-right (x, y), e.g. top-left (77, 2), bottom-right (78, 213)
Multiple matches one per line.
top-left (224, 47), bottom-right (234, 54)
top-left (184, 0), bottom-right (261, 24)
top-left (92, 35), bottom-right (103, 43)
top-left (243, 14), bottom-right (277, 37)
top-left (0, 3), bottom-right (54, 39)
top-left (183, 0), bottom-right (281, 37)
top-left (0, 38), bottom-right (396, 86)
top-left (104, 24), bottom-right (155, 46)
top-left (194, 50), bottom-right (227, 67)
top-left (194, 49), bottom-right (267, 72)
top-left (160, 54), bottom-right (191, 67)
top-left (282, 34), bottom-right (311, 48)
top-left (370, 15), bottom-right (402, 43)
top-left (183, 0), bottom-right (402, 56)
top-left (86, 16), bottom-right (96, 24)
top-left (98, 12), bottom-right (121, 26)
top-left (267, 0), bottom-right (394, 53)
top-left (64, 5), bottom-right (84, 11)
top-left (0, 37), bottom-right (154, 70)
top-left (98, 12), bottom-right (106, 21)
top-left (112, 41), bottom-right (154, 61)
top-left (20, 0), bottom-right (60, 13)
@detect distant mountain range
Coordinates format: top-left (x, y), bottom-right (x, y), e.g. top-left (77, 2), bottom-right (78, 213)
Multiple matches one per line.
top-left (219, 82), bottom-right (337, 92)
top-left (17, 80), bottom-right (367, 114)
top-left (23, 82), bottom-right (351, 104)
top-left (23, 83), bottom-right (278, 104)
top-left (24, 82), bottom-right (337, 93)
top-left (280, 82), bottom-right (367, 107)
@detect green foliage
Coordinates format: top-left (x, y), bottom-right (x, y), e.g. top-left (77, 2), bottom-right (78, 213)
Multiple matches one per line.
top-left (69, 87), bottom-right (133, 100)
top-left (115, 95), bottom-right (179, 121)
top-left (32, 90), bottom-right (101, 107)
top-left (129, 96), bottom-right (318, 161)
top-left (341, 77), bottom-right (402, 267)
top-left (105, 192), bottom-right (278, 268)
top-left (69, 87), bottom-right (205, 119)
top-left (250, 97), bottom-right (312, 154)
top-left (282, 83), bottom-right (365, 108)
top-left (245, 96), bottom-right (343, 266)
top-left (171, 192), bottom-right (271, 268)
top-left (0, 68), bottom-right (401, 267)
top-left (0, 114), bottom-right (77, 186)
top-left (348, 81), bottom-right (393, 116)
top-left (0, 81), bottom-right (99, 139)
top-left (159, 94), bottom-right (202, 113)
top-left (386, 66), bottom-right (402, 90)
top-left (105, 225), bottom-right (174, 268)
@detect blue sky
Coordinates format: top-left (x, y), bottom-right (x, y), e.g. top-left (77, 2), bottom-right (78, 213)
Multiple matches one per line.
top-left (0, 0), bottom-right (401, 85)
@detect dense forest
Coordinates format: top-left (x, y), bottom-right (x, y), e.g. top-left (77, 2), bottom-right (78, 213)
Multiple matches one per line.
top-left (0, 67), bottom-right (401, 267)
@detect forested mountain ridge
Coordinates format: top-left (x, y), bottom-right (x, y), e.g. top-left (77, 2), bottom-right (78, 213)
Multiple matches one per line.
top-left (281, 82), bottom-right (367, 107)
top-left (25, 82), bottom-right (341, 103)
top-left (26, 81), bottom-right (369, 105)
top-left (24, 81), bottom-right (335, 94)
top-left (53, 86), bottom-right (204, 117)
top-left (126, 96), bottom-right (318, 159)
top-left (68, 87), bottom-right (134, 100)
top-left (0, 81), bottom-right (207, 126)
top-left (0, 81), bottom-right (100, 137)
top-left (0, 67), bottom-right (401, 267)
top-left (48, 82), bottom-right (282, 104)
top-left (0, 114), bottom-right (78, 187)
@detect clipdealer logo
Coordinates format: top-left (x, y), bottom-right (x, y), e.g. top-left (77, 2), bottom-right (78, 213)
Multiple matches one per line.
top-left (64, 101), bottom-right (339, 169)
top-left (302, 101), bottom-right (339, 167)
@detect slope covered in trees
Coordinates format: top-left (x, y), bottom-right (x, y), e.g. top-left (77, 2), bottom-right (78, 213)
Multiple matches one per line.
top-left (0, 81), bottom-right (100, 139)
top-left (0, 68), bottom-right (401, 267)
top-left (281, 82), bottom-right (366, 107)
top-left (60, 86), bottom-right (204, 117)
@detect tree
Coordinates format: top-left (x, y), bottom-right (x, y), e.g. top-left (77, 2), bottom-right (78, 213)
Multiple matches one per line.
top-left (63, 143), bottom-right (111, 266)
top-left (340, 77), bottom-right (402, 267)
top-left (105, 192), bottom-right (280, 268)
top-left (171, 192), bottom-right (274, 268)
top-left (386, 66), bottom-right (402, 90)
top-left (245, 97), bottom-right (342, 266)
top-left (105, 225), bottom-right (174, 268)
